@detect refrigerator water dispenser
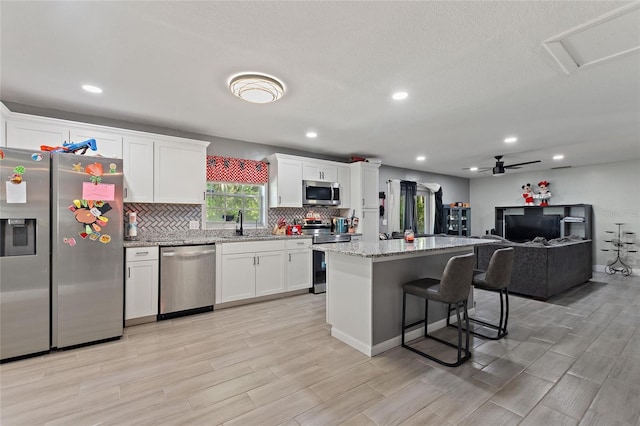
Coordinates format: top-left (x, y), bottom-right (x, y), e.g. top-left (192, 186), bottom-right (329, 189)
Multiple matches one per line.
top-left (0, 218), bottom-right (36, 257)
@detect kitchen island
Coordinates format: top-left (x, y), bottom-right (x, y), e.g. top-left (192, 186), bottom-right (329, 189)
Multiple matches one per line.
top-left (314, 236), bottom-right (495, 356)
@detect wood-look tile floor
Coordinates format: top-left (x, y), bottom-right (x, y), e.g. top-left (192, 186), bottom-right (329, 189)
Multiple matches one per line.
top-left (2, 272), bottom-right (640, 425)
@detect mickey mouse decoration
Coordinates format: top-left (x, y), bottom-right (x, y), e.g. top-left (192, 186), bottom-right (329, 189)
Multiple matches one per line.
top-left (522, 183), bottom-right (535, 206)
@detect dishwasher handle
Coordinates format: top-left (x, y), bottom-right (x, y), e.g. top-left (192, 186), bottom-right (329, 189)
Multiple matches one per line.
top-left (162, 249), bottom-right (216, 257)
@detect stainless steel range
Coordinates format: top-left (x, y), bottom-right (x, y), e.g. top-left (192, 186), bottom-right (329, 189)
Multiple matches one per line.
top-left (306, 223), bottom-right (352, 294)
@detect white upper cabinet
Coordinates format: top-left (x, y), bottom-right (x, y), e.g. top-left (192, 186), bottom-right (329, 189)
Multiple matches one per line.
top-left (6, 116), bottom-right (124, 158)
top-left (69, 128), bottom-right (123, 159)
top-left (123, 136), bottom-right (155, 203)
top-left (3, 109), bottom-right (209, 204)
top-left (267, 154), bottom-right (303, 208)
top-left (361, 165), bottom-right (379, 209)
top-left (337, 165), bottom-right (351, 209)
top-left (6, 118), bottom-right (68, 151)
top-left (350, 162), bottom-right (380, 241)
top-left (302, 161), bottom-right (338, 182)
top-left (351, 162), bottom-right (379, 209)
top-left (154, 139), bottom-right (207, 204)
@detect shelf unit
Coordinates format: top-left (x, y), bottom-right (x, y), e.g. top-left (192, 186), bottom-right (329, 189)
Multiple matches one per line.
top-left (495, 204), bottom-right (592, 240)
top-left (443, 206), bottom-right (470, 236)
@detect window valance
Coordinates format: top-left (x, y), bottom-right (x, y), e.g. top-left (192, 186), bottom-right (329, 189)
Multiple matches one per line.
top-left (206, 155), bottom-right (268, 184)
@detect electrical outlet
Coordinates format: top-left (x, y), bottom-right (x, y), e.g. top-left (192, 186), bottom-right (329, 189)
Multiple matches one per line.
top-left (189, 220), bottom-right (199, 230)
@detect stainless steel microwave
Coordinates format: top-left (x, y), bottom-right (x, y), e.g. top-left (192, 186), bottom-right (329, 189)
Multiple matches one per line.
top-left (302, 180), bottom-right (341, 206)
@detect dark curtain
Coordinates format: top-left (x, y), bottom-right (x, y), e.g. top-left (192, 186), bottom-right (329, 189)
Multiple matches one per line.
top-left (400, 180), bottom-right (417, 232)
top-left (434, 188), bottom-right (444, 233)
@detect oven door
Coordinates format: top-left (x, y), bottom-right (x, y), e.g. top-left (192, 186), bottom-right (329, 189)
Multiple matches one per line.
top-left (312, 250), bottom-right (326, 293)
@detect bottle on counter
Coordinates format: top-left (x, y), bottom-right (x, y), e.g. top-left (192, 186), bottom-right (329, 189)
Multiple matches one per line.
top-left (127, 212), bottom-right (138, 238)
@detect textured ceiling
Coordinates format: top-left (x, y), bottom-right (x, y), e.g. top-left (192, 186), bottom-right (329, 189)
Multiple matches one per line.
top-left (1, 1), bottom-right (639, 177)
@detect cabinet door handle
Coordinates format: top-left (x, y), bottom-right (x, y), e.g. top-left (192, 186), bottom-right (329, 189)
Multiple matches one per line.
top-left (362, 198), bottom-right (365, 206)
top-left (289, 253), bottom-right (291, 261)
top-left (257, 256), bottom-right (260, 265)
top-left (124, 188), bottom-right (128, 199)
top-left (203, 191), bottom-right (206, 201)
top-left (135, 251), bottom-right (149, 256)
top-left (127, 267), bottom-right (130, 278)
top-left (278, 196), bottom-right (281, 205)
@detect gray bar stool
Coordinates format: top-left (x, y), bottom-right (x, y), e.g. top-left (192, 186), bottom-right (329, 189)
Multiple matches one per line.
top-left (401, 252), bottom-right (475, 367)
top-left (448, 247), bottom-right (514, 340)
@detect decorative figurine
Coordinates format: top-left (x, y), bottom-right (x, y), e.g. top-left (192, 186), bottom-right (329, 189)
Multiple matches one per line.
top-left (536, 180), bottom-right (551, 206)
top-left (522, 183), bottom-right (535, 206)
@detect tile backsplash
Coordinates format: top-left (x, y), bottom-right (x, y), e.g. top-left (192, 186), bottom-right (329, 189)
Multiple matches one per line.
top-left (123, 203), bottom-right (348, 240)
top-left (267, 208), bottom-right (344, 228)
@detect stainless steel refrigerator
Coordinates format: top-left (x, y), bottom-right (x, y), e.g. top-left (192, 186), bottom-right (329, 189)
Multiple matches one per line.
top-left (0, 147), bottom-right (50, 360)
top-left (1, 147), bottom-right (123, 360)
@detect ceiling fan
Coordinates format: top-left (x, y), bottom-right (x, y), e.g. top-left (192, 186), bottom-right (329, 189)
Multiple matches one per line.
top-left (465, 155), bottom-right (542, 175)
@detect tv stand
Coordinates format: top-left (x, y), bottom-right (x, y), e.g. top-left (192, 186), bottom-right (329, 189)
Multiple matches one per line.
top-left (495, 204), bottom-right (592, 240)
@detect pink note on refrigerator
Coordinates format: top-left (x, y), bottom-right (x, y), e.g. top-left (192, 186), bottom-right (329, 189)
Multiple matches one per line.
top-left (82, 182), bottom-right (115, 201)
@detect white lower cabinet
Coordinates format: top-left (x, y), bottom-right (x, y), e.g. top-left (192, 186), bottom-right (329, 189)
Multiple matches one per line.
top-left (286, 239), bottom-right (312, 291)
top-left (218, 239), bottom-right (311, 304)
top-left (125, 247), bottom-right (159, 323)
top-left (219, 240), bottom-right (286, 303)
top-left (255, 251), bottom-right (286, 296)
top-left (220, 253), bottom-right (257, 301)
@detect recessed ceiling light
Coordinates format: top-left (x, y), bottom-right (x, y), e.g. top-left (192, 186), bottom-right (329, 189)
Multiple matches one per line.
top-left (416, 155), bottom-right (426, 161)
top-left (469, 167), bottom-right (479, 171)
top-left (82, 84), bottom-right (102, 94)
top-left (553, 154), bottom-right (565, 160)
top-left (504, 137), bottom-right (518, 143)
top-left (392, 92), bottom-right (408, 100)
top-left (229, 73), bottom-right (285, 103)
top-left (306, 131), bottom-right (317, 138)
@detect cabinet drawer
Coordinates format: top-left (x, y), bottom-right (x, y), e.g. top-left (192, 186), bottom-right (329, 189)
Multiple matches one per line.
top-left (126, 246), bottom-right (159, 262)
top-left (221, 240), bottom-right (284, 255)
top-left (286, 239), bottom-right (312, 250)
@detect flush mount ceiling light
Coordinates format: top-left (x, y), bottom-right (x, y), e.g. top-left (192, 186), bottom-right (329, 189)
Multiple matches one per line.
top-left (504, 137), bottom-right (518, 143)
top-left (469, 167), bottom-right (479, 171)
top-left (416, 155), bottom-right (426, 161)
top-left (306, 131), bottom-right (317, 138)
top-left (82, 84), bottom-right (102, 94)
top-left (229, 73), bottom-right (285, 104)
top-left (553, 154), bottom-right (565, 160)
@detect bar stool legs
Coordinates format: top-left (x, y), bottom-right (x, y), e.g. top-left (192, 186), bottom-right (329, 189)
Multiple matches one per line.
top-left (402, 289), bottom-right (471, 367)
top-left (446, 288), bottom-right (509, 340)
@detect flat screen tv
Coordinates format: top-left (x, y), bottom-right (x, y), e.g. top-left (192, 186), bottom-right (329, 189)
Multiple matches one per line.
top-left (505, 215), bottom-right (561, 243)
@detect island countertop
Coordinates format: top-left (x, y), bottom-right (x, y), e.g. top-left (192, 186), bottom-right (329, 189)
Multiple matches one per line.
top-left (313, 236), bottom-right (496, 259)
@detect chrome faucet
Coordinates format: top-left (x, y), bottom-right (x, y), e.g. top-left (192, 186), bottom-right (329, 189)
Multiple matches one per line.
top-left (236, 210), bottom-right (243, 236)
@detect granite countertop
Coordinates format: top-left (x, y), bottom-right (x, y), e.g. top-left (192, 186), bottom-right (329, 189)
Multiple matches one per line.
top-left (123, 233), bottom-right (312, 248)
top-left (312, 236), bottom-right (496, 258)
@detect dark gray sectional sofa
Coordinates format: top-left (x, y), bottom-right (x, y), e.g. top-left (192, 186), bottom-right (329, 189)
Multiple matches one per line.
top-left (475, 237), bottom-right (593, 300)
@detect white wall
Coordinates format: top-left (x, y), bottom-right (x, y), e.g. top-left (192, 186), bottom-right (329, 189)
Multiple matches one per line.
top-left (470, 160), bottom-right (640, 270)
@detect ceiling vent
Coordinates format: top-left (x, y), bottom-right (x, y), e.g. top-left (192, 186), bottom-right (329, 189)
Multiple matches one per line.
top-left (542, 3), bottom-right (640, 74)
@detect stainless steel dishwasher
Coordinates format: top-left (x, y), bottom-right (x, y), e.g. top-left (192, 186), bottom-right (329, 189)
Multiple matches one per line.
top-left (159, 245), bottom-right (216, 320)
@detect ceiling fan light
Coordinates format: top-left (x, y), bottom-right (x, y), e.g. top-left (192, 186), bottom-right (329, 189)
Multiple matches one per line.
top-left (493, 165), bottom-right (505, 175)
top-left (229, 74), bottom-right (285, 103)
